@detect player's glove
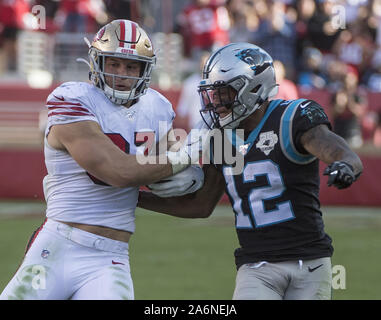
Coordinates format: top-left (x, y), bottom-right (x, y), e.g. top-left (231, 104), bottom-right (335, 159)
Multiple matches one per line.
top-left (167, 115), bottom-right (214, 175)
top-left (147, 165), bottom-right (204, 198)
top-left (323, 161), bottom-right (357, 189)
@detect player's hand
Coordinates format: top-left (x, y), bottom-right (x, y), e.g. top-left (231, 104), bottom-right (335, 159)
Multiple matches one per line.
top-left (323, 161), bottom-right (357, 189)
top-left (147, 165), bottom-right (204, 198)
top-left (180, 113), bottom-right (215, 165)
top-left (166, 138), bottom-right (204, 175)
top-left (167, 118), bottom-right (213, 174)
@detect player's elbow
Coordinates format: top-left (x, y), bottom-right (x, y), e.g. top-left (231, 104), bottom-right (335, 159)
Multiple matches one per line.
top-left (198, 210), bottom-right (213, 219)
top-left (196, 203), bottom-right (214, 218)
top-left (178, 194), bottom-right (215, 218)
top-left (181, 209), bottom-right (212, 219)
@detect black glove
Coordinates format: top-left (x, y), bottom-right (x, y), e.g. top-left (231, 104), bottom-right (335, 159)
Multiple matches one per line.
top-left (323, 161), bottom-right (357, 189)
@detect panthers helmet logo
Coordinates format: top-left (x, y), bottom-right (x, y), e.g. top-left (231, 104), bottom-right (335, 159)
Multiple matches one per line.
top-left (235, 48), bottom-right (271, 75)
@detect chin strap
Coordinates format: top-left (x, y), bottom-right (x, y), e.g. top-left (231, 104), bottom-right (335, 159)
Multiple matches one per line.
top-left (103, 84), bottom-right (137, 105)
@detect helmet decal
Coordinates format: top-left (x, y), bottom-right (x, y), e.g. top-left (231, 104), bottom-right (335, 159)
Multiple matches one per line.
top-left (118, 20), bottom-right (137, 49)
top-left (94, 26), bottom-right (106, 42)
top-left (235, 48), bottom-right (272, 75)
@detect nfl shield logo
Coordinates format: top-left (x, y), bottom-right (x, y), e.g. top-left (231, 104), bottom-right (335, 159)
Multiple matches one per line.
top-left (239, 144), bottom-right (250, 155)
top-left (256, 131), bottom-right (278, 156)
top-left (41, 249), bottom-right (50, 259)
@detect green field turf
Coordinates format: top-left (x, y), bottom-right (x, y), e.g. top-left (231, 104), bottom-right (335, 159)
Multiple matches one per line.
top-left (0, 201), bottom-right (380, 300)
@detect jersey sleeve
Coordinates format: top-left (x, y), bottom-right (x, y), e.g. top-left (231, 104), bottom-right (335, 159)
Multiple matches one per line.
top-left (280, 99), bottom-right (331, 164)
top-left (292, 100), bottom-right (331, 153)
top-left (45, 82), bottom-right (99, 135)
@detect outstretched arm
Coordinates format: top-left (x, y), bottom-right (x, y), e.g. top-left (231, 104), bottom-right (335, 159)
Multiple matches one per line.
top-left (48, 121), bottom-right (175, 188)
top-left (138, 164), bottom-right (226, 218)
top-left (47, 121), bottom-right (196, 188)
top-left (301, 124), bottom-right (363, 188)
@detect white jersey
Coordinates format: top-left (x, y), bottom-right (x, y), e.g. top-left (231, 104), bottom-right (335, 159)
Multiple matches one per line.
top-left (43, 82), bottom-right (175, 233)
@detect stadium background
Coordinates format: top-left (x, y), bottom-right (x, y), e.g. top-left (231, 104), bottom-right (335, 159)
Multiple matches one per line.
top-left (0, 0), bottom-right (380, 300)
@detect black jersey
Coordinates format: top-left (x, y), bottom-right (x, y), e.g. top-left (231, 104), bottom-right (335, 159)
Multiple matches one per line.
top-left (212, 99), bottom-right (334, 269)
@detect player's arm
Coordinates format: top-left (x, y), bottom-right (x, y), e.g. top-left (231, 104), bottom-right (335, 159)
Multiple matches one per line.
top-left (300, 124), bottom-right (363, 188)
top-left (138, 164), bottom-right (226, 218)
top-left (48, 120), bottom-right (179, 188)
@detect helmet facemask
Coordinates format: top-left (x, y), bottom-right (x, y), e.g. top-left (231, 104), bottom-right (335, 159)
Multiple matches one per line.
top-left (89, 48), bottom-right (155, 105)
top-left (199, 78), bottom-right (244, 129)
top-left (199, 76), bottom-right (271, 129)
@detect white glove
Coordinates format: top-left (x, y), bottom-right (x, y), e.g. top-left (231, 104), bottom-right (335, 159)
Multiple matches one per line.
top-left (148, 165), bottom-right (204, 198)
top-left (167, 115), bottom-right (214, 175)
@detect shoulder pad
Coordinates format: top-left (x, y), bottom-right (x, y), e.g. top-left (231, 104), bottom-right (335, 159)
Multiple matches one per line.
top-left (298, 100), bottom-right (329, 125)
top-left (47, 82), bottom-right (92, 104)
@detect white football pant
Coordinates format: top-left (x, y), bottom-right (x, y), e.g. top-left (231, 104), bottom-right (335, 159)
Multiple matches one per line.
top-left (0, 219), bottom-right (134, 300)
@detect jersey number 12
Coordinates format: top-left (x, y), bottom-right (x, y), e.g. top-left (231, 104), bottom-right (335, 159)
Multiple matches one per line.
top-left (223, 160), bottom-right (295, 228)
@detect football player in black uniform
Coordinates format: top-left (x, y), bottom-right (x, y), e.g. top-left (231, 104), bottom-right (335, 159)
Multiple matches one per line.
top-left (138, 43), bottom-right (363, 299)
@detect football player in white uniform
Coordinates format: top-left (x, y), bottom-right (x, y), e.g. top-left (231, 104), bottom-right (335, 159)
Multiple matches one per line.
top-left (0, 20), bottom-right (204, 300)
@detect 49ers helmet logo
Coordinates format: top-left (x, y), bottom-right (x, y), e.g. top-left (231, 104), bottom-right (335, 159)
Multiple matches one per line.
top-left (94, 26), bottom-right (106, 42)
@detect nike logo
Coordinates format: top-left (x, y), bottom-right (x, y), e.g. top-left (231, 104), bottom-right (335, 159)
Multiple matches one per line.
top-left (308, 264), bottom-right (323, 272)
top-left (53, 94), bottom-right (65, 101)
top-left (112, 260), bottom-right (125, 265)
top-left (300, 101), bottom-right (311, 108)
top-left (189, 180), bottom-right (197, 189)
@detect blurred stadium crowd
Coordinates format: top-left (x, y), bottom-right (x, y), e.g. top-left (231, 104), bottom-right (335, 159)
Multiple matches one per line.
top-left (1, 0), bottom-right (381, 148)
